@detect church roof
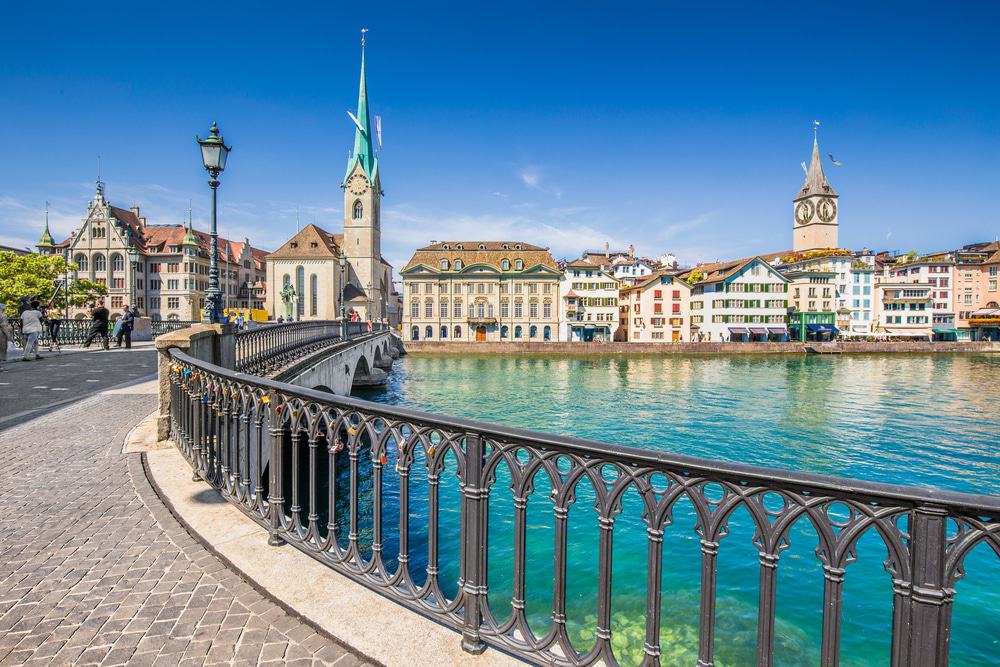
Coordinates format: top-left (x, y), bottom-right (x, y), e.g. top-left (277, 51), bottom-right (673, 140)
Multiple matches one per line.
top-left (342, 46), bottom-right (379, 186)
top-left (796, 135), bottom-right (837, 200)
top-left (268, 224), bottom-right (343, 259)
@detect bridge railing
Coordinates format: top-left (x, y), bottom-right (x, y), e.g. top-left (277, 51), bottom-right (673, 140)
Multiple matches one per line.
top-left (10, 317), bottom-right (200, 347)
top-left (165, 346), bottom-right (999, 667)
top-left (234, 320), bottom-right (388, 375)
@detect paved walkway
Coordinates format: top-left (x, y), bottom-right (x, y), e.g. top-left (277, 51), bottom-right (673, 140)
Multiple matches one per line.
top-left (0, 381), bottom-right (375, 665)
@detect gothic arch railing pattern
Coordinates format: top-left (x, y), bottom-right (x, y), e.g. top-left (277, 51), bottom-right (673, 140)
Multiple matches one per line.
top-left (167, 348), bottom-right (999, 667)
top-left (234, 320), bottom-right (386, 375)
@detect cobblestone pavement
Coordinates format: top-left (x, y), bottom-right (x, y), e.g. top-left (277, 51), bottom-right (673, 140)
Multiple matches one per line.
top-left (0, 389), bottom-right (376, 666)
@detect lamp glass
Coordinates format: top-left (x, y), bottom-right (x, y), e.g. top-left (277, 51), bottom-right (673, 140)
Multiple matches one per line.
top-left (201, 143), bottom-right (222, 171)
top-left (218, 144), bottom-right (229, 171)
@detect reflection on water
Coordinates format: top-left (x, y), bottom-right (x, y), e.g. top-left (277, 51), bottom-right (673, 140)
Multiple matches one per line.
top-left (356, 353), bottom-right (1000, 666)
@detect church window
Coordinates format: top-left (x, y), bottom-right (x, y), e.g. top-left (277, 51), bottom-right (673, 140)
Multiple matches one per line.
top-left (441, 259), bottom-right (449, 270)
top-left (295, 266), bottom-right (305, 318)
top-left (501, 259), bottom-right (510, 271)
top-left (353, 200), bottom-right (363, 220)
top-left (310, 274), bottom-right (318, 316)
top-left (515, 259), bottom-right (523, 270)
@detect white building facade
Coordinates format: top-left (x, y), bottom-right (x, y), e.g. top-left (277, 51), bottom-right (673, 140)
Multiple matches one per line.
top-left (559, 261), bottom-right (619, 342)
top-left (685, 257), bottom-right (790, 342)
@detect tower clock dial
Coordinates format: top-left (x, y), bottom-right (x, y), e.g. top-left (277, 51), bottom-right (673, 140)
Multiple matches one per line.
top-left (817, 197), bottom-right (837, 223)
top-left (794, 200), bottom-right (814, 226)
top-left (347, 174), bottom-right (369, 196)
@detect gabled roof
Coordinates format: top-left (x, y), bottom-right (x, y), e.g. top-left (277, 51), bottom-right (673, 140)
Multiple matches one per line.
top-left (268, 224), bottom-right (342, 259)
top-left (680, 256), bottom-right (786, 285)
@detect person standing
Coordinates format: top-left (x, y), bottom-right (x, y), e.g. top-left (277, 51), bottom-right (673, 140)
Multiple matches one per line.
top-left (115, 305), bottom-right (134, 349)
top-left (0, 304), bottom-right (15, 372)
top-left (44, 301), bottom-right (62, 351)
top-left (81, 301), bottom-right (111, 350)
top-left (20, 300), bottom-right (45, 361)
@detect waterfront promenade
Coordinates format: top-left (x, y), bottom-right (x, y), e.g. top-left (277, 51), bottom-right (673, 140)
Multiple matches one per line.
top-left (0, 348), bottom-right (374, 666)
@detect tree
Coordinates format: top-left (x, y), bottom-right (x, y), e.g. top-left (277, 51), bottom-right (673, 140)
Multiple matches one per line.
top-left (0, 251), bottom-right (106, 314)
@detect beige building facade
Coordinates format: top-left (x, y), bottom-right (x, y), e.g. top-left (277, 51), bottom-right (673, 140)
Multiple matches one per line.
top-left (400, 242), bottom-right (561, 342)
top-left (620, 272), bottom-right (692, 342)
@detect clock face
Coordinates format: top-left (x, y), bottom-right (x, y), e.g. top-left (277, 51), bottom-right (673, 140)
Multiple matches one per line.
top-left (348, 174), bottom-right (369, 196)
top-left (817, 197), bottom-right (837, 223)
top-left (794, 200), bottom-right (814, 226)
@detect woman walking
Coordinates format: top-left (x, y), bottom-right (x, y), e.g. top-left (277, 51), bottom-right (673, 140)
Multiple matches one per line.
top-left (20, 300), bottom-right (45, 361)
top-left (0, 304), bottom-right (15, 372)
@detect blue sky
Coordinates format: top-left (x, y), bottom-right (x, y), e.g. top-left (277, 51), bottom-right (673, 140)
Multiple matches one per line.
top-left (1, 1), bottom-right (997, 271)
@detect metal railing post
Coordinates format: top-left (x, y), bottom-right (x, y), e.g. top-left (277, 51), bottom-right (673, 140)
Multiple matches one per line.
top-left (460, 431), bottom-right (488, 654)
top-left (267, 395), bottom-right (286, 547)
top-left (906, 506), bottom-right (951, 667)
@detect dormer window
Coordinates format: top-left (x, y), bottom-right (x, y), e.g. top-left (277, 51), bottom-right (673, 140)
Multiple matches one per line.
top-left (440, 259), bottom-right (449, 270)
top-left (501, 259), bottom-right (510, 271)
top-left (454, 259), bottom-right (463, 270)
top-left (290, 242), bottom-right (298, 248)
top-left (443, 244), bottom-right (450, 250)
top-left (514, 244), bottom-right (522, 250)
top-left (456, 244), bottom-right (464, 250)
top-left (478, 243), bottom-right (486, 250)
top-left (515, 259), bottom-right (524, 270)
top-left (502, 243), bottom-right (509, 250)
top-left (310, 241), bottom-right (318, 248)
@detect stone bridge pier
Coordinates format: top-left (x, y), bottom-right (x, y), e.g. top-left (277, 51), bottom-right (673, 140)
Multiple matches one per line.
top-left (275, 332), bottom-right (402, 395)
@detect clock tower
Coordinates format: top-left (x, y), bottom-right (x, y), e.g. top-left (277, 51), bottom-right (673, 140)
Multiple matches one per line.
top-left (342, 37), bottom-right (384, 318)
top-left (792, 133), bottom-right (839, 252)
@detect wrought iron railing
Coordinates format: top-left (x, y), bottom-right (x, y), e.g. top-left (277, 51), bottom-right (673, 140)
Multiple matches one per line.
top-left (151, 319), bottom-right (201, 337)
top-left (10, 319), bottom-right (95, 347)
top-left (165, 347), bottom-right (999, 667)
top-left (234, 320), bottom-right (387, 376)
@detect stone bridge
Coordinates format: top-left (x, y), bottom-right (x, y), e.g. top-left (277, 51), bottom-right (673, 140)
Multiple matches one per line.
top-left (272, 331), bottom-right (402, 395)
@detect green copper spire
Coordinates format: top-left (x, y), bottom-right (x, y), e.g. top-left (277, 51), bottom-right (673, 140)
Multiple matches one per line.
top-left (342, 34), bottom-right (378, 186)
top-left (182, 207), bottom-right (198, 246)
top-left (38, 203), bottom-right (54, 247)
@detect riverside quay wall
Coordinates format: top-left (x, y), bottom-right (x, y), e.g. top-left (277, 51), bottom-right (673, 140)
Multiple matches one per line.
top-left (404, 340), bottom-right (1000, 355)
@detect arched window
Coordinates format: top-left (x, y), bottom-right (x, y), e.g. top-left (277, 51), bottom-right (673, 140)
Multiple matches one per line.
top-left (543, 325), bottom-right (552, 341)
top-left (283, 274), bottom-right (291, 287)
top-left (411, 326), bottom-right (419, 340)
top-left (310, 274), bottom-right (318, 316)
top-left (111, 253), bottom-right (125, 272)
top-left (454, 259), bottom-right (463, 270)
top-left (440, 326), bottom-right (448, 339)
top-left (295, 266), bottom-right (305, 318)
top-left (501, 259), bottom-right (510, 271)
top-left (353, 200), bottom-right (363, 220)
top-left (425, 325), bottom-right (433, 339)
top-left (514, 259), bottom-right (523, 270)
top-left (454, 325), bottom-right (462, 339)
top-left (440, 259), bottom-right (449, 270)
top-left (530, 325), bottom-right (538, 338)
top-left (75, 253), bottom-right (88, 271)
top-left (514, 325), bottom-right (523, 339)
top-left (500, 325), bottom-right (509, 339)
top-left (93, 253), bottom-right (106, 272)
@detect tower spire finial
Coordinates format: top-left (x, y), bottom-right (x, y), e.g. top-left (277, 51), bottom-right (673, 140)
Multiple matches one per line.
top-left (361, 27), bottom-right (368, 47)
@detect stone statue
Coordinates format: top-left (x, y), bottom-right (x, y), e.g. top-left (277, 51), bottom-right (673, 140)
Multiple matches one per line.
top-left (280, 283), bottom-right (296, 318)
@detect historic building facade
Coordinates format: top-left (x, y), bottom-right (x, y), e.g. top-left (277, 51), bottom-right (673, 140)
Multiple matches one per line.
top-left (619, 272), bottom-right (692, 342)
top-left (559, 260), bottom-right (619, 342)
top-left (681, 257), bottom-right (789, 342)
top-left (264, 43), bottom-right (395, 322)
top-left (792, 133), bottom-right (839, 252)
top-left (400, 242), bottom-right (561, 342)
top-left (37, 182), bottom-right (267, 321)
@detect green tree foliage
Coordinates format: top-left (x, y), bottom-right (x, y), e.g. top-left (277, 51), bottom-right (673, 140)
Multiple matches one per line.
top-left (0, 251), bottom-right (107, 313)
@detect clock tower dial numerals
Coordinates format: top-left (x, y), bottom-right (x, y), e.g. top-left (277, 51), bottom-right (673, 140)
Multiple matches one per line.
top-left (794, 200), bottom-right (814, 226)
top-left (817, 197), bottom-right (837, 223)
top-left (347, 174), bottom-right (369, 196)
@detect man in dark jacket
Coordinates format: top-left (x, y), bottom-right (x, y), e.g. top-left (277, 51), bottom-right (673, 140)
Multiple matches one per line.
top-left (115, 306), bottom-right (134, 349)
top-left (81, 302), bottom-right (111, 350)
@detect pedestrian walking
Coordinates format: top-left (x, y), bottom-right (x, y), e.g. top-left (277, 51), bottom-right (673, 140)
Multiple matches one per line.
top-left (115, 305), bottom-right (134, 349)
top-left (0, 304), bottom-right (15, 372)
top-left (20, 300), bottom-right (45, 361)
top-left (81, 302), bottom-right (111, 350)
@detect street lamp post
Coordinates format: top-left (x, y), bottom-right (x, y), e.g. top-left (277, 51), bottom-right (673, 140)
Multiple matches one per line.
top-left (127, 242), bottom-right (139, 314)
top-left (196, 121), bottom-right (231, 324)
top-left (338, 251), bottom-right (348, 340)
top-left (62, 248), bottom-right (71, 322)
top-left (366, 281), bottom-right (373, 321)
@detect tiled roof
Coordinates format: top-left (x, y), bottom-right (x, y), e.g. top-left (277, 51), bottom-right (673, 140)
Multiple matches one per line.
top-left (679, 257), bottom-right (756, 284)
top-left (268, 224), bottom-right (342, 259)
top-left (402, 241), bottom-right (557, 272)
top-left (141, 225), bottom-right (268, 264)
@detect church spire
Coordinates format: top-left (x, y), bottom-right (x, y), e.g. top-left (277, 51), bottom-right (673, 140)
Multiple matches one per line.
top-left (796, 127), bottom-right (837, 200)
top-left (38, 202), bottom-right (54, 248)
top-left (343, 29), bottom-right (378, 186)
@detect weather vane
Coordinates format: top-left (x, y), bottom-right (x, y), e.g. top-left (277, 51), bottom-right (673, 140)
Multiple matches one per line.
top-left (361, 27), bottom-right (368, 47)
top-left (813, 119), bottom-right (821, 136)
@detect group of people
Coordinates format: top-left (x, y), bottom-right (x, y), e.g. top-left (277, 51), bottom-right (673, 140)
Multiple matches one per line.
top-left (0, 299), bottom-right (137, 371)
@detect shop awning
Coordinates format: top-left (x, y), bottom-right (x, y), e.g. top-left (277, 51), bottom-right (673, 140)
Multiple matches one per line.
top-left (749, 327), bottom-right (768, 335)
top-left (806, 323), bottom-right (839, 333)
top-left (728, 327), bottom-right (749, 335)
top-left (767, 327), bottom-right (787, 335)
top-left (932, 328), bottom-right (959, 334)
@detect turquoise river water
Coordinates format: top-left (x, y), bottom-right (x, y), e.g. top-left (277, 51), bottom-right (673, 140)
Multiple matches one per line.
top-left (350, 353), bottom-right (999, 666)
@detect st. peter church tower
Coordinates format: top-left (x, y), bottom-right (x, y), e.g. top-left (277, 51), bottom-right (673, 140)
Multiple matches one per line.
top-left (792, 133), bottom-right (839, 252)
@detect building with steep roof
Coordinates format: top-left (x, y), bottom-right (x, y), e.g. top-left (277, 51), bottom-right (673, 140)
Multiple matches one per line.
top-left (400, 241), bottom-right (561, 342)
top-left (793, 132), bottom-right (839, 252)
top-left (559, 259), bottom-right (619, 341)
top-left (265, 224), bottom-right (345, 321)
top-left (36, 182), bottom-right (268, 321)
top-left (619, 271), bottom-right (693, 342)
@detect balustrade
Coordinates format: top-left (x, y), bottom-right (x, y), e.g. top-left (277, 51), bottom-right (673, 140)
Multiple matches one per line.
top-left (166, 345), bottom-right (999, 666)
